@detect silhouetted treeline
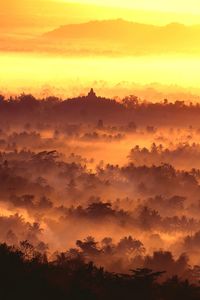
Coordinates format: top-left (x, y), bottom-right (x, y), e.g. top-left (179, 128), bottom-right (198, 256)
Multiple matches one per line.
top-left (1, 93), bottom-right (200, 126)
top-left (0, 241), bottom-right (200, 300)
top-left (128, 143), bottom-right (200, 169)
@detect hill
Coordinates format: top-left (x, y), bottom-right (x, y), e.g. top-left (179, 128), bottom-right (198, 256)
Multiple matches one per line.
top-left (43, 19), bottom-right (200, 54)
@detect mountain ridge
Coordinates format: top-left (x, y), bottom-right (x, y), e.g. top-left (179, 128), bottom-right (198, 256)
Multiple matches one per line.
top-left (43, 19), bottom-right (197, 40)
top-left (41, 19), bottom-right (200, 54)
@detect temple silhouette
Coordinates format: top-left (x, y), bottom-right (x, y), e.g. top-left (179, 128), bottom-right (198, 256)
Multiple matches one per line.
top-left (66, 88), bottom-right (115, 107)
top-left (87, 88), bottom-right (97, 100)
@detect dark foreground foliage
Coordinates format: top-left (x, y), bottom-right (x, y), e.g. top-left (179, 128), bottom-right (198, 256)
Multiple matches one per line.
top-left (0, 242), bottom-right (199, 300)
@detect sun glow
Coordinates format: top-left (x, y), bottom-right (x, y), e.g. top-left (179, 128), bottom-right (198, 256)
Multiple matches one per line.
top-left (1, 1), bottom-right (200, 98)
top-left (60, 0), bottom-right (200, 16)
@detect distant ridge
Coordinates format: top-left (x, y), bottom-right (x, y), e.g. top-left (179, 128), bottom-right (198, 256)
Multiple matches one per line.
top-left (43, 19), bottom-right (190, 40)
top-left (43, 19), bottom-right (160, 40)
top-left (42, 19), bottom-right (200, 54)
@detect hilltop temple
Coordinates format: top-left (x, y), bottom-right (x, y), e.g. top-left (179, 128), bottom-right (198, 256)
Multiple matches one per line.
top-left (87, 88), bottom-right (97, 100)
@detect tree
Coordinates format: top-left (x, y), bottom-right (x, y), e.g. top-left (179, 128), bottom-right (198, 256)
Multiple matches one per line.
top-left (122, 95), bottom-right (139, 108)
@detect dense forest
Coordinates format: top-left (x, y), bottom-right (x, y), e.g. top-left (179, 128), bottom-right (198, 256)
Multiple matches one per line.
top-left (0, 242), bottom-right (200, 300)
top-left (1, 91), bottom-right (200, 126)
top-left (0, 91), bottom-right (200, 298)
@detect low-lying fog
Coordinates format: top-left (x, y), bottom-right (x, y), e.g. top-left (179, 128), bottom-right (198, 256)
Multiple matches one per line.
top-left (0, 95), bottom-right (200, 280)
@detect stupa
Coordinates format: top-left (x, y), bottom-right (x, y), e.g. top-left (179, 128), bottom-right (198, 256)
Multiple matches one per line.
top-left (87, 88), bottom-right (97, 100)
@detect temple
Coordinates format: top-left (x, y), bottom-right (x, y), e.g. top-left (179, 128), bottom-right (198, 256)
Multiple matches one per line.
top-left (87, 88), bottom-right (97, 100)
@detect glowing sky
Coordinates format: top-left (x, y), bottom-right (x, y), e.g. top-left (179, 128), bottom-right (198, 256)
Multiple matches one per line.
top-left (1, 0), bottom-right (200, 30)
top-left (54, 0), bottom-right (200, 25)
top-left (1, 0), bottom-right (200, 97)
top-left (61, 0), bottom-right (200, 14)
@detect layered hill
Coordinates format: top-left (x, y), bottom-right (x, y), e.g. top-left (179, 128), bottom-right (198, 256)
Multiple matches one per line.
top-left (43, 19), bottom-right (200, 54)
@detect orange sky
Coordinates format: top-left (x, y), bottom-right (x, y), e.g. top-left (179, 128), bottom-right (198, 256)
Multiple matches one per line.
top-left (1, 0), bottom-right (200, 33)
top-left (60, 0), bottom-right (200, 14)
top-left (1, 0), bottom-right (200, 98)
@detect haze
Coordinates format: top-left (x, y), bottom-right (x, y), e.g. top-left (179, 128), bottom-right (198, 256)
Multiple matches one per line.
top-left (1, 0), bottom-right (200, 98)
top-left (2, 3), bottom-right (200, 296)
